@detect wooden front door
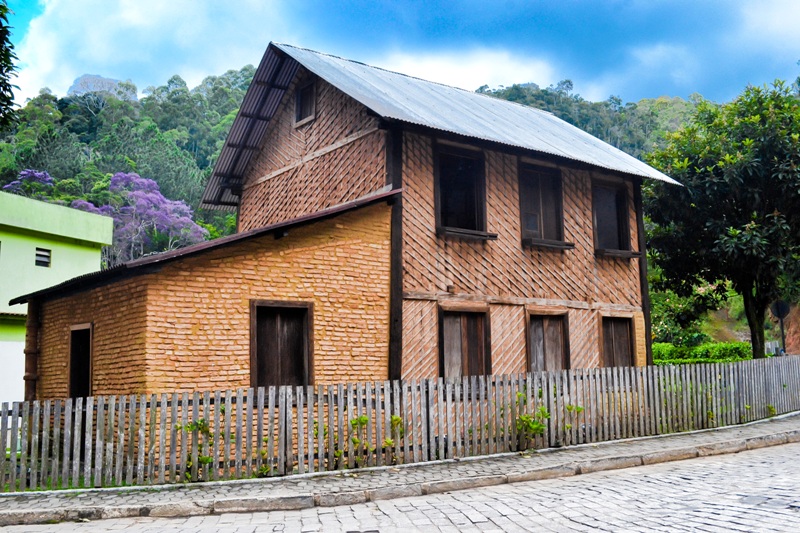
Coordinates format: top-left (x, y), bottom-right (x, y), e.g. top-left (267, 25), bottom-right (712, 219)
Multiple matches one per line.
top-left (253, 304), bottom-right (310, 387)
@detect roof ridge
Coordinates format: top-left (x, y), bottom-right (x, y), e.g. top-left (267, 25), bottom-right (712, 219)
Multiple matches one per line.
top-left (272, 42), bottom-right (555, 115)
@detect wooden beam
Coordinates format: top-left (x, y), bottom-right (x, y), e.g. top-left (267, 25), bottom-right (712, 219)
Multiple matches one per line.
top-left (387, 126), bottom-right (404, 381)
top-left (23, 300), bottom-right (41, 401)
top-left (633, 179), bottom-right (654, 365)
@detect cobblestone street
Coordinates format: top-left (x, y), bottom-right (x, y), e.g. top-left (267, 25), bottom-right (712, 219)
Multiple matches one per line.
top-left (6, 441), bottom-right (800, 532)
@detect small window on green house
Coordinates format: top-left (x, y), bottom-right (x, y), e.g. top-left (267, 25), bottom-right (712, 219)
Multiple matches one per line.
top-left (35, 248), bottom-right (51, 267)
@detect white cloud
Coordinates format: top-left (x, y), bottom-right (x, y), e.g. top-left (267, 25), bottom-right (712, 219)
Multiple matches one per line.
top-left (737, 0), bottom-right (800, 58)
top-left (13, 0), bottom-right (297, 102)
top-left (372, 48), bottom-right (557, 93)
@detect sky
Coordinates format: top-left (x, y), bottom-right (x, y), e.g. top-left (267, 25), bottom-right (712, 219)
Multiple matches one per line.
top-left (7, 0), bottom-right (800, 105)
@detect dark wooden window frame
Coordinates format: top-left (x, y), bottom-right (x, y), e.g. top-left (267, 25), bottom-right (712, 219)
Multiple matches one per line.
top-left (249, 300), bottom-right (314, 387)
top-left (35, 247), bottom-right (51, 267)
top-left (69, 323), bottom-right (93, 398)
top-left (433, 144), bottom-right (497, 241)
top-left (294, 80), bottom-right (316, 127)
top-left (518, 163), bottom-right (574, 250)
top-left (525, 309), bottom-right (570, 372)
top-left (438, 304), bottom-right (492, 380)
top-left (600, 315), bottom-right (634, 368)
top-left (592, 179), bottom-right (636, 258)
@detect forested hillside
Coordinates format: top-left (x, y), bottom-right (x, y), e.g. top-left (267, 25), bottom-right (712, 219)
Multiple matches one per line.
top-left (0, 69), bottom-right (695, 266)
top-left (480, 82), bottom-right (696, 159)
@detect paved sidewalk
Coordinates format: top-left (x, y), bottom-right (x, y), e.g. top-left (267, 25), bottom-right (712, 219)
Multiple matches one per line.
top-left (2, 412), bottom-right (799, 527)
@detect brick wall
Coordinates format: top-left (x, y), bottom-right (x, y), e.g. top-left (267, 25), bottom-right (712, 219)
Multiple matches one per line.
top-left (143, 203), bottom-right (391, 392)
top-left (37, 278), bottom-right (149, 399)
top-left (238, 70), bottom-right (387, 231)
top-left (35, 204), bottom-right (392, 397)
top-left (400, 132), bottom-right (645, 379)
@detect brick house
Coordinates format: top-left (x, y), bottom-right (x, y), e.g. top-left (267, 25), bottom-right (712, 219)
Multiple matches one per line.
top-left (13, 43), bottom-right (677, 400)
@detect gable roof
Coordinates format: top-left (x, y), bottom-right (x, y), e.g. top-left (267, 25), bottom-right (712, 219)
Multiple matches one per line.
top-left (10, 189), bottom-right (399, 306)
top-left (201, 42), bottom-right (678, 210)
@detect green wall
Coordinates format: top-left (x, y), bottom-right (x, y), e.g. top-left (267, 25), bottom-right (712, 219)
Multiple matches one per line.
top-left (0, 192), bottom-right (113, 315)
top-left (0, 192), bottom-right (113, 403)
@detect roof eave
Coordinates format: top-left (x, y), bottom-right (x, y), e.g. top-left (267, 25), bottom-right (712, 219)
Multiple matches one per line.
top-left (10, 189), bottom-right (401, 306)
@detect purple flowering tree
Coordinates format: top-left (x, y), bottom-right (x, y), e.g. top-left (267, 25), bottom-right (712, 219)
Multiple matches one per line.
top-left (72, 172), bottom-right (207, 266)
top-left (2, 169), bottom-right (54, 198)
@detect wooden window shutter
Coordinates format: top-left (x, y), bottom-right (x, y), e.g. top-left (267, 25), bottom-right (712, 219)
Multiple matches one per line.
top-left (593, 184), bottom-right (629, 251)
top-left (520, 166), bottom-right (563, 242)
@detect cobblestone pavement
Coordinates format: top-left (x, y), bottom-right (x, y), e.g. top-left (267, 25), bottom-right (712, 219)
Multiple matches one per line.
top-left (5, 441), bottom-right (800, 532)
top-left (2, 413), bottom-right (800, 528)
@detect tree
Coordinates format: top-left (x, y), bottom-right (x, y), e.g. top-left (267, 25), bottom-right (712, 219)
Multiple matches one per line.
top-left (2, 168), bottom-right (54, 198)
top-left (72, 172), bottom-right (207, 265)
top-left (0, 0), bottom-right (17, 128)
top-left (646, 82), bottom-right (800, 358)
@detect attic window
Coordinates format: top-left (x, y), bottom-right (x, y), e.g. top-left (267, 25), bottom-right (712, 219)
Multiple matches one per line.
top-left (35, 248), bottom-right (51, 267)
top-left (294, 81), bottom-right (316, 126)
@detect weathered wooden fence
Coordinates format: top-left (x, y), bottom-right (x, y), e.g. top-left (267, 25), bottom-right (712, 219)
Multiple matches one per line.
top-left (2, 356), bottom-right (800, 492)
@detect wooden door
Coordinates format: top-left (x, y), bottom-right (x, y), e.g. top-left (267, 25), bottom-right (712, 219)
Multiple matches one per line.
top-left (69, 327), bottom-right (92, 398)
top-left (441, 311), bottom-right (488, 380)
top-left (602, 317), bottom-right (633, 367)
top-left (529, 315), bottom-right (568, 372)
top-left (254, 306), bottom-right (308, 387)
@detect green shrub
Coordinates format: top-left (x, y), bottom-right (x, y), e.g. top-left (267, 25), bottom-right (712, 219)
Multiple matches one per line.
top-left (653, 341), bottom-right (752, 365)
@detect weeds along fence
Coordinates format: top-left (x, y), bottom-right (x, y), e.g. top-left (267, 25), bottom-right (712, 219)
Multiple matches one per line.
top-left (2, 356), bottom-right (800, 493)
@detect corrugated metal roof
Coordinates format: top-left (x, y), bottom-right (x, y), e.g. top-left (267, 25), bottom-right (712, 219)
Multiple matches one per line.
top-left (201, 42), bottom-right (677, 209)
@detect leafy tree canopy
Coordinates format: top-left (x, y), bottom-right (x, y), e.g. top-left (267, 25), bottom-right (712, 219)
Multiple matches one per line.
top-left (646, 81), bottom-right (800, 358)
top-left (0, 0), bottom-right (16, 128)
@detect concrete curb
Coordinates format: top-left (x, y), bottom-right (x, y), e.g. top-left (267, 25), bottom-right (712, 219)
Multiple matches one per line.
top-left (2, 422), bottom-right (800, 527)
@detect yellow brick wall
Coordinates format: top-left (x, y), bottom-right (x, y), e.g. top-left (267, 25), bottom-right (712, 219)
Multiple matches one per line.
top-left (143, 203), bottom-right (392, 392)
top-left (37, 278), bottom-right (149, 399)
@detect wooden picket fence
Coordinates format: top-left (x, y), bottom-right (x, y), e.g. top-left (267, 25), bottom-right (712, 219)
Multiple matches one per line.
top-left (2, 356), bottom-right (800, 493)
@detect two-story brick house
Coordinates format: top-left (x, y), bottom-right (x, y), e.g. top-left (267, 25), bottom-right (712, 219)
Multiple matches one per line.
top-left (13, 43), bottom-right (677, 399)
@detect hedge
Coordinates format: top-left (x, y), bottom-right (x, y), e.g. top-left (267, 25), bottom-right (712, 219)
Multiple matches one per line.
top-left (652, 341), bottom-right (753, 366)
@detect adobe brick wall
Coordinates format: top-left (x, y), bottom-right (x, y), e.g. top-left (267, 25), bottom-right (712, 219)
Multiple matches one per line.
top-left (143, 203), bottom-right (391, 392)
top-left (239, 70), bottom-right (387, 232)
top-left (34, 204), bottom-right (391, 397)
top-left (37, 278), bottom-right (149, 399)
top-left (400, 132), bottom-right (646, 379)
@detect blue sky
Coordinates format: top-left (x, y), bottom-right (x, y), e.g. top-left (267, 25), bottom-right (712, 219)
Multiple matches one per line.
top-left (8, 0), bottom-right (800, 105)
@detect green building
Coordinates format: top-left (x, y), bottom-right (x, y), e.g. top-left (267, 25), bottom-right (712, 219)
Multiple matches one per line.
top-left (1, 192), bottom-right (113, 404)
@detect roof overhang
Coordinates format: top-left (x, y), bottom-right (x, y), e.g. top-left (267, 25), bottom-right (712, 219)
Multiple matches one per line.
top-left (12, 189), bottom-right (400, 305)
top-left (200, 45), bottom-right (300, 210)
